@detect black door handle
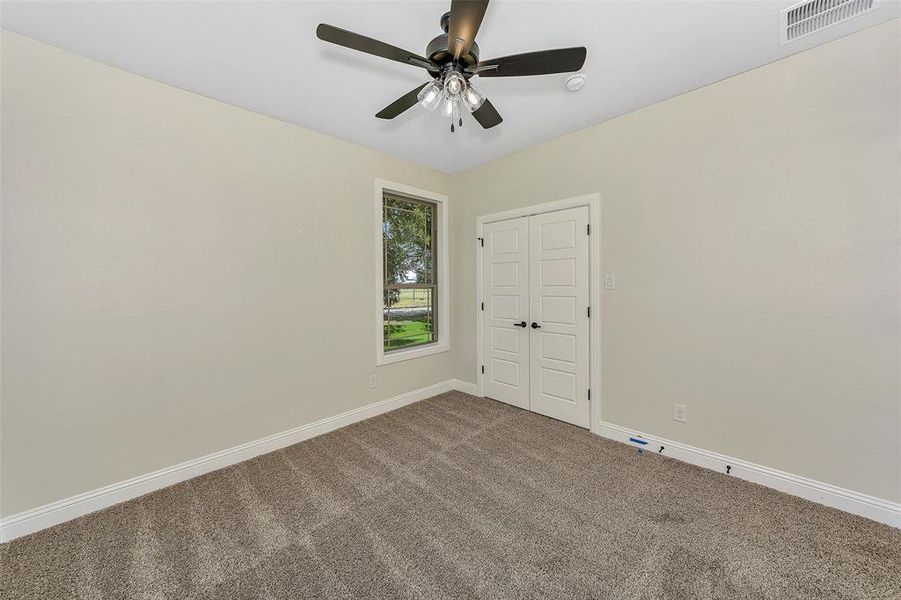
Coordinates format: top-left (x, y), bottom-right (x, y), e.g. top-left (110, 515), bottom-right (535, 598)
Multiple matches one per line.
top-left (531, 322), bottom-right (541, 329)
top-left (514, 321), bottom-right (527, 328)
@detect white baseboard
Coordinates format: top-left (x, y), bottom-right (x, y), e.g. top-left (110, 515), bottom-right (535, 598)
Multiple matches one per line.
top-left (10, 384), bottom-right (888, 542)
top-left (597, 421), bottom-right (900, 529)
top-left (0, 379), bottom-right (477, 543)
top-left (449, 378), bottom-right (478, 395)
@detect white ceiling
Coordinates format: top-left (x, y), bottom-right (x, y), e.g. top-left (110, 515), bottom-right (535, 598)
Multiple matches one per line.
top-left (3, 1), bottom-right (898, 173)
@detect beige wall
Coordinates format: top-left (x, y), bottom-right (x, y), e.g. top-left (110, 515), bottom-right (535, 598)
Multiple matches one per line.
top-left (1, 32), bottom-right (452, 516)
top-left (2, 19), bottom-right (899, 518)
top-left (451, 20), bottom-right (900, 502)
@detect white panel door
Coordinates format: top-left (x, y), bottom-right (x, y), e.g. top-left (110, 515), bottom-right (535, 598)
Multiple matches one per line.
top-left (528, 206), bottom-right (590, 427)
top-left (482, 217), bottom-right (530, 409)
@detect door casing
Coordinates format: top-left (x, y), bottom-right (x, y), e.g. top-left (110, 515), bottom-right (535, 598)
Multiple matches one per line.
top-left (475, 193), bottom-right (602, 434)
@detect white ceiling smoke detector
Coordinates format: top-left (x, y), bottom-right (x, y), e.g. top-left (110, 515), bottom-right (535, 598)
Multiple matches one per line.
top-left (565, 73), bottom-right (586, 92)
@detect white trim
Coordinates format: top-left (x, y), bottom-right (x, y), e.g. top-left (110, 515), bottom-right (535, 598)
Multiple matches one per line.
top-left (0, 379), bottom-right (476, 543)
top-left (597, 421), bottom-right (901, 529)
top-left (475, 193), bottom-right (602, 432)
top-left (376, 342), bottom-right (448, 365)
top-left (374, 179), bottom-right (449, 366)
top-left (5, 381), bottom-right (893, 541)
top-left (449, 378), bottom-right (478, 395)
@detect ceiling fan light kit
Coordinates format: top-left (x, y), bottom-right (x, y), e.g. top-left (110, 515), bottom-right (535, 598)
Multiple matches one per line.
top-left (418, 67), bottom-right (488, 131)
top-left (316, 0), bottom-right (587, 132)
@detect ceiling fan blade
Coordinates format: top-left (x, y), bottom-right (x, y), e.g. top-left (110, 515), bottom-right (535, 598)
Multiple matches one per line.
top-left (448, 0), bottom-right (489, 60)
top-left (471, 98), bottom-right (502, 129)
top-left (317, 24), bottom-right (437, 71)
top-left (477, 47), bottom-right (586, 77)
top-left (376, 84), bottom-right (428, 119)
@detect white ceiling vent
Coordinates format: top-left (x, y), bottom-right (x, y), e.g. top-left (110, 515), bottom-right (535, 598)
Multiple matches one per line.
top-left (781, 0), bottom-right (879, 44)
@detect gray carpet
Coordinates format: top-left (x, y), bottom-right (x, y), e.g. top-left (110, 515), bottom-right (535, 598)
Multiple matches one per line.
top-left (2, 392), bottom-right (899, 599)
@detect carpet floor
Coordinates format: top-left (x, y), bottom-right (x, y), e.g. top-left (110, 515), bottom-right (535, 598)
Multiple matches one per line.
top-left (2, 391), bottom-right (899, 599)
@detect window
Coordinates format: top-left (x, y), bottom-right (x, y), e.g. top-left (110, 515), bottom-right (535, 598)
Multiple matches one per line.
top-left (383, 195), bottom-right (437, 351)
top-left (375, 180), bottom-right (448, 365)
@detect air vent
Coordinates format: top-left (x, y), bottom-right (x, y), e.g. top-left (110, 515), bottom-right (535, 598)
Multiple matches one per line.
top-left (781, 0), bottom-right (879, 44)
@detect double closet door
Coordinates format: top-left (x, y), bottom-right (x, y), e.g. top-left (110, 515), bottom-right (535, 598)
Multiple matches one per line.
top-left (482, 206), bottom-right (591, 428)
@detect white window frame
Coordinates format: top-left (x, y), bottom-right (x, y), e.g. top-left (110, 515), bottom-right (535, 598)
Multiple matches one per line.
top-left (374, 179), bottom-right (449, 366)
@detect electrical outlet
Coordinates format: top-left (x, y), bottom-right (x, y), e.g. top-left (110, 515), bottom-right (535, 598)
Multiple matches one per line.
top-left (673, 403), bottom-right (687, 423)
top-left (604, 274), bottom-right (616, 290)
top-left (369, 375), bottom-right (377, 389)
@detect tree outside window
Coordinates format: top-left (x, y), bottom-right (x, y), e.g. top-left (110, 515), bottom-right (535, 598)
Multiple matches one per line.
top-left (383, 195), bottom-right (437, 352)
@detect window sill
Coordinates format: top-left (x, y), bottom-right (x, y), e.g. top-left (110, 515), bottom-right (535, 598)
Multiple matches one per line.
top-left (377, 342), bottom-right (449, 366)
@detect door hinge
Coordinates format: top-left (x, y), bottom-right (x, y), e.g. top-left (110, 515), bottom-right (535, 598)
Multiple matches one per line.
top-left (478, 237), bottom-right (484, 247)
top-left (588, 389), bottom-right (591, 400)
top-left (481, 365), bottom-right (485, 374)
top-left (587, 306), bottom-right (591, 318)
top-left (587, 224), bottom-right (590, 235)
top-left (481, 302), bottom-right (484, 311)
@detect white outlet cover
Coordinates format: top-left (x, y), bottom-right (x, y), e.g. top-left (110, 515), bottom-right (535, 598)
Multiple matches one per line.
top-left (369, 375), bottom-right (377, 389)
top-left (604, 274), bottom-right (616, 290)
top-left (673, 403), bottom-right (687, 423)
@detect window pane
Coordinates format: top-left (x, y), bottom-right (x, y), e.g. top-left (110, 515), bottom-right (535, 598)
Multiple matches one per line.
top-left (383, 197), bottom-right (434, 286)
top-left (383, 287), bottom-right (435, 351)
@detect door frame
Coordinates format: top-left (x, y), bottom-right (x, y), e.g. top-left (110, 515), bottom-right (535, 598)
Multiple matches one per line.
top-left (475, 193), bottom-right (602, 434)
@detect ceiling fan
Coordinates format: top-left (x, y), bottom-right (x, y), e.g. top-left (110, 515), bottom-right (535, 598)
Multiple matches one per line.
top-left (316, 0), bottom-right (586, 132)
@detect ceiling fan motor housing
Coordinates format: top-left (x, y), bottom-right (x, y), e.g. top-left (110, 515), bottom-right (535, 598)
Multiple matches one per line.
top-left (426, 34), bottom-right (480, 72)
